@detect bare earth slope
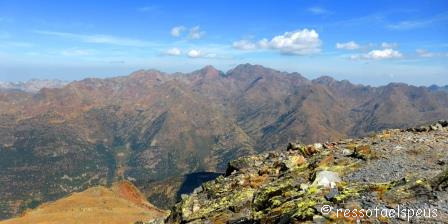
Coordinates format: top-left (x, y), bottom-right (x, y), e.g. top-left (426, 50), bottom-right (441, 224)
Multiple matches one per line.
top-left (0, 181), bottom-right (167, 224)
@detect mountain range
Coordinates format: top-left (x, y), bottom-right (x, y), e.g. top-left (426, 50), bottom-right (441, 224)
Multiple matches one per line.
top-left (1, 64), bottom-right (447, 219)
top-left (0, 79), bottom-right (67, 93)
top-left (429, 85), bottom-right (448, 93)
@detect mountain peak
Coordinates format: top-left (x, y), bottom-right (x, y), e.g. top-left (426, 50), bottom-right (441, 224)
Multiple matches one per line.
top-left (191, 65), bottom-right (222, 78)
top-left (128, 69), bottom-right (165, 81)
top-left (226, 64), bottom-right (282, 78)
top-left (229, 63), bottom-right (268, 73)
top-left (312, 76), bottom-right (336, 85)
top-left (201, 65), bottom-right (219, 71)
top-left (200, 65), bottom-right (221, 74)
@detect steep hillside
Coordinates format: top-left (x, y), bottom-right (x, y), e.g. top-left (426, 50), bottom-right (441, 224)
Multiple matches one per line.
top-left (1, 64), bottom-right (447, 219)
top-left (0, 181), bottom-right (167, 224)
top-left (167, 121), bottom-right (448, 223)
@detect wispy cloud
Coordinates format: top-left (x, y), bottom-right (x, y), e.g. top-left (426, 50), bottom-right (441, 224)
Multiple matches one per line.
top-left (336, 41), bottom-right (360, 50)
top-left (381, 42), bottom-right (398, 48)
top-left (415, 49), bottom-right (448, 58)
top-left (0, 31), bottom-right (34, 48)
top-left (35, 30), bottom-right (153, 47)
top-left (164, 47), bottom-right (182, 56)
top-left (0, 41), bottom-right (34, 48)
top-left (170, 25), bottom-right (205, 39)
top-left (308, 7), bottom-right (331, 15)
top-left (387, 12), bottom-right (448, 30)
top-left (138, 6), bottom-right (158, 12)
top-left (188, 26), bottom-right (205, 39)
top-left (387, 20), bottom-right (431, 30)
top-left (60, 48), bottom-right (94, 56)
top-left (330, 13), bottom-right (386, 27)
top-left (171, 26), bottom-right (186, 37)
top-left (233, 40), bottom-right (257, 50)
top-left (416, 49), bottom-right (434, 57)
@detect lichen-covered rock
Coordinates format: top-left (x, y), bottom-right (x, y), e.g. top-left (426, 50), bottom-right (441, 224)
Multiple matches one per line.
top-left (166, 121), bottom-right (448, 223)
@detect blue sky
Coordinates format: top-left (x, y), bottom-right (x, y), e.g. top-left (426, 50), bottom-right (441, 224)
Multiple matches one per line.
top-left (0, 0), bottom-right (447, 86)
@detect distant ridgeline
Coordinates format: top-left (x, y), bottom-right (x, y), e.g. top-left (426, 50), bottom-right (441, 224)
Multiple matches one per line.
top-left (1, 64), bottom-right (448, 219)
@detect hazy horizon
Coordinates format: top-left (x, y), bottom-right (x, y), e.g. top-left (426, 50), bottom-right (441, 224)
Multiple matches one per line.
top-left (1, 63), bottom-right (448, 88)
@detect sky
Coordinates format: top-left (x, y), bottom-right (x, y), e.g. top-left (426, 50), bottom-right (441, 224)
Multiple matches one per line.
top-left (0, 0), bottom-right (447, 86)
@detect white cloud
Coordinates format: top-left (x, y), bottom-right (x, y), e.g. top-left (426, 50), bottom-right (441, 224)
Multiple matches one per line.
top-left (187, 49), bottom-right (202, 58)
top-left (367, 49), bottom-right (402, 59)
top-left (186, 49), bottom-right (216, 58)
top-left (381, 42), bottom-right (398, 48)
top-left (258, 38), bottom-right (269, 48)
top-left (164, 47), bottom-right (182, 56)
top-left (308, 7), bottom-right (330, 15)
top-left (232, 40), bottom-right (257, 50)
top-left (170, 26), bottom-right (186, 37)
top-left (261, 29), bottom-right (322, 55)
top-left (336, 41), bottom-right (360, 50)
top-left (35, 30), bottom-right (152, 47)
top-left (350, 48), bottom-right (403, 60)
top-left (188, 26), bottom-right (205, 39)
top-left (232, 29), bottom-right (321, 55)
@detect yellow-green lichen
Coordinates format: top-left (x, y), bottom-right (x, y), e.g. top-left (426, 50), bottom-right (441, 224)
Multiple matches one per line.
top-left (291, 198), bottom-right (317, 219)
top-left (333, 185), bottom-right (364, 203)
top-left (182, 188), bottom-right (255, 221)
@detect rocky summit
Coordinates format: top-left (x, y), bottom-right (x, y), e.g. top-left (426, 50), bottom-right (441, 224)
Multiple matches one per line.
top-left (165, 121), bottom-right (448, 224)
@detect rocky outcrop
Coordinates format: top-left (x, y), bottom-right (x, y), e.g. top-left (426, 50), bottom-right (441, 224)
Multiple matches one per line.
top-left (166, 121), bottom-right (448, 223)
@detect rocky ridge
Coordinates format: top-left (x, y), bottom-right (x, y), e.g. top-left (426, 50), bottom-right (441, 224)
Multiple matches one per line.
top-left (165, 121), bottom-right (448, 224)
